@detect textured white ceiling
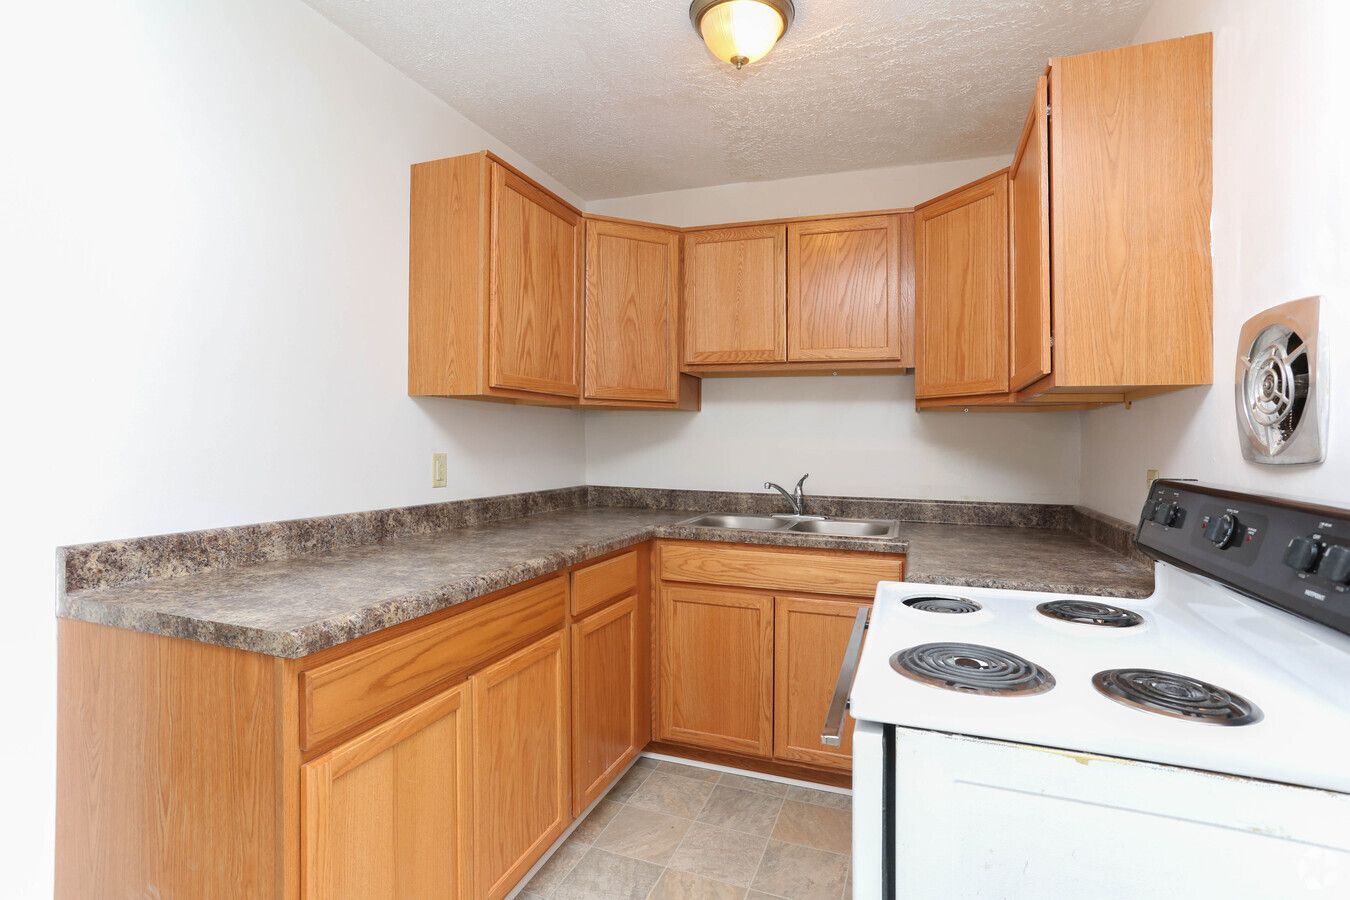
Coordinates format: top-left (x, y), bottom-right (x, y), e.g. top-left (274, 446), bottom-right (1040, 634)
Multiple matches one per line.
top-left (303, 0), bottom-right (1150, 200)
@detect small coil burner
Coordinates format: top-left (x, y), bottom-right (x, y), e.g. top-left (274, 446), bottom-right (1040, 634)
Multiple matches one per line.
top-left (903, 596), bottom-right (982, 614)
top-left (1093, 669), bottom-right (1262, 726)
top-left (1037, 600), bottom-right (1143, 628)
top-left (890, 642), bottom-right (1055, 696)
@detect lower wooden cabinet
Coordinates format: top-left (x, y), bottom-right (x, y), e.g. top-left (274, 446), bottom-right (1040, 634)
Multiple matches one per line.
top-left (657, 584), bottom-right (775, 757)
top-left (774, 596), bottom-right (869, 770)
top-left (301, 683), bottom-right (473, 899)
top-left (571, 594), bottom-right (643, 813)
top-left (472, 630), bottom-right (571, 899)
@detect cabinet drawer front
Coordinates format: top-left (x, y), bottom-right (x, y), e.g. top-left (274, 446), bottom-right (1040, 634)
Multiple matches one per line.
top-left (659, 542), bottom-right (902, 598)
top-left (301, 575), bottom-right (566, 749)
top-left (571, 549), bottom-right (639, 618)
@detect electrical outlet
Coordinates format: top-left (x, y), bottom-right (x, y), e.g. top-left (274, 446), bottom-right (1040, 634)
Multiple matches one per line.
top-left (1146, 468), bottom-right (1159, 488)
top-left (431, 452), bottom-right (448, 488)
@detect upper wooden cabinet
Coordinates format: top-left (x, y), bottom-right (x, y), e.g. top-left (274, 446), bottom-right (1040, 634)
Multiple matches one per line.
top-left (787, 214), bottom-right (910, 363)
top-left (409, 151), bottom-right (581, 404)
top-left (683, 224), bottom-right (787, 366)
top-left (914, 172), bottom-right (1011, 400)
top-left (914, 33), bottom-right (1213, 410)
top-left (583, 218), bottom-right (699, 409)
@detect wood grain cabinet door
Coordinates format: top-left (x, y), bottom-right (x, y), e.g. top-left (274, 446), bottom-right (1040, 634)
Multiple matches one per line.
top-left (773, 596), bottom-right (868, 771)
top-left (571, 594), bottom-right (641, 814)
top-left (657, 584), bottom-right (774, 757)
top-left (301, 683), bottom-right (472, 900)
top-left (914, 171), bottom-right (1011, 399)
top-left (1009, 76), bottom-right (1053, 393)
top-left (489, 163), bottom-right (582, 397)
top-left (471, 630), bottom-right (570, 899)
top-left (787, 214), bottom-right (906, 362)
top-left (584, 220), bottom-right (680, 402)
top-left (683, 225), bottom-right (787, 365)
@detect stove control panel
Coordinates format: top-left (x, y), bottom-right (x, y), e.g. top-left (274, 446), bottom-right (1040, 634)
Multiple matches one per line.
top-left (1137, 480), bottom-right (1350, 636)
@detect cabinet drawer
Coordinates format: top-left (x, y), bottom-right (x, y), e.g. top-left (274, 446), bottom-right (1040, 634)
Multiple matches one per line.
top-left (658, 542), bottom-right (902, 598)
top-left (571, 550), bottom-right (639, 618)
top-left (301, 575), bottom-right (566, 750)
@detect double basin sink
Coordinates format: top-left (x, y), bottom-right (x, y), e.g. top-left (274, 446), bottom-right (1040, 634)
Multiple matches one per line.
top-left (678, 513), bottom-right (900, 540)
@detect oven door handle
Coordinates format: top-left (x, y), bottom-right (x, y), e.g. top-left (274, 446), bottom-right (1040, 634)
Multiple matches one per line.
top-left (821, 606), bottom-right (870, 747)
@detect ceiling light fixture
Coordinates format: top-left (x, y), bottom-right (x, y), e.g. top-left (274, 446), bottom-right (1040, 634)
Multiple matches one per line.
top-left (689, 0), bottom-right (795, 70)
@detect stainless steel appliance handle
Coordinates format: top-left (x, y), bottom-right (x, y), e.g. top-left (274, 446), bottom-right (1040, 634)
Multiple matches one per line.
top-left (821, 606), bottom-right (870, 747)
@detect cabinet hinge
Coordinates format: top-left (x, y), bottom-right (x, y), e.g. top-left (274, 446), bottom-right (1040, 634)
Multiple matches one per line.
top-left (1049, 333), bottom-right (1055, 348)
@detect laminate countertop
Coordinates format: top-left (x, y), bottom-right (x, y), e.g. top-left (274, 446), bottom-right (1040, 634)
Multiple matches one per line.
top-left (57, 507), bottom-right (1153, 658)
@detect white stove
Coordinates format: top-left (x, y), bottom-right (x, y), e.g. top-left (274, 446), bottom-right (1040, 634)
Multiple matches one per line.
top-left (845, 481), bottom-right (1350, 899)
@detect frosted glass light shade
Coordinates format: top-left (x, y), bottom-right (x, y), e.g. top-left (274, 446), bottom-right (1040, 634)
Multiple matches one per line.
top-left (693, 0), bottom-right (793, 69)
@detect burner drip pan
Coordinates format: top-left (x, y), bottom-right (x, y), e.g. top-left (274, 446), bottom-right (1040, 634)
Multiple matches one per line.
top-left (1037, 600), bottom-right (1143, 628)
top-left (1093, 668), bottom-right (1262, 725)
top-left (903, 596), bottom-right (982, 614)
top-left (890, 642), bottom-right (1055, 696)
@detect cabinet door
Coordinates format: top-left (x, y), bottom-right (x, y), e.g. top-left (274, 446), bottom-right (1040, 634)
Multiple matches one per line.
top-left (584, 220), bottom-right (680, 402)
top-left (788, 214), bottom-right (904, 362)
top-left (774, 596), bottom-right (867, 771)
top-left (472, 630), bottom-right (570, 899)
top-left (657, 584), bottom-right (773, 757)
top-left (1009, 76), bottom-right (1053, 392)
top-left (571, 595), bottom-right (642, 814)
top-left (302, 683), bottom-right (472, 900)
top-left (489, 163), bottom-right (582, 397)
top-left (914, 172), bottom-right (1010, 399)
top-left (683, 225), bottom-right (786, 364)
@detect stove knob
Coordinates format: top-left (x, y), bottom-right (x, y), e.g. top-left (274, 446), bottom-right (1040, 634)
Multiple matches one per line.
top-left (1283, 536), bottom-right (1323, 573)
top-left (1316, 544), bottom-right (1350, 584)
top-left (1151, 501), bottom-right (1180, 527)
top-left (1204, 513), bottom-right (1239, 548)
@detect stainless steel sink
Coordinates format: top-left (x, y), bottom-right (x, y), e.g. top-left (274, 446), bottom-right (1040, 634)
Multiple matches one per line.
top-left (677, 513), bottom-right (899, 540)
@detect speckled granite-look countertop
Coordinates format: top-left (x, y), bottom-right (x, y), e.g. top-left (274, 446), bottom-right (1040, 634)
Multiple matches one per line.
top-left (57, 489), bottom-right (1153, 658)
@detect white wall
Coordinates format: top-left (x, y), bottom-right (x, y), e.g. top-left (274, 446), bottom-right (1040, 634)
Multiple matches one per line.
top-left (0, 0), bottom-right (587, 892)
top-left (586, 376), bottom-right (1081, 502)
top-left (1078, 0), bottom-right (1350, 521)
top-left (587, 155), bottom-right (1008, 227)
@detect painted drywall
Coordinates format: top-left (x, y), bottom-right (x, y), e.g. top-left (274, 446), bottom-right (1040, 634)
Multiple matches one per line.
top-left (586, 377), bottom-right (1082, 503)
top-left (1078, 0), bottom-right (1350, 521)
top-left (587, 154), bottom-right (1009, 227)
top-left (0, 0), bottom-right (586, 891)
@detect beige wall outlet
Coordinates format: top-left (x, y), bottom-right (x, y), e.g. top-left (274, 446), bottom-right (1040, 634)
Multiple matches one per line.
top-left (431, 452), bottom-right (448, 488)
top-left (1146, 468), bottom-right (1160, 488)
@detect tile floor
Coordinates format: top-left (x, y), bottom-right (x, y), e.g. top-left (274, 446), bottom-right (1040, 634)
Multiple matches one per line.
top-left (518, 757), bottom-right (853, 900)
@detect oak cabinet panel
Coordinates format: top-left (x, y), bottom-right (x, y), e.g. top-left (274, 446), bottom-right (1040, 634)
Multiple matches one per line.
top-left (788, 214), bottom-right (905, 362)
top-left (584, 219), bottom-right (681, 403)
top-left (774, 596), bottom-right (868, 770)
top-left (472, 630), bottom-right (570, 899)
top-left (683, 225), bottom-right (787, 365)
top-left (571, 594), bottom-right (643, 813)
top-left (1009, 75), bottom-right (1052, 393)
top-left (657, 584), bottom-right (774, 757)
top-left (914, 171), bottom-right (1011, 399)
top-left (302, 683), bottom-right (472, 900)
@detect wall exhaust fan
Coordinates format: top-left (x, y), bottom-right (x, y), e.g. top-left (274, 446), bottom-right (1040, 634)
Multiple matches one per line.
top-left (1235, 296), bottom-right (1327, 464)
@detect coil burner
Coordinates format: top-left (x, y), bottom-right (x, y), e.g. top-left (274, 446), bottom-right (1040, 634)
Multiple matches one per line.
top-left (890, 642), bottom-right (1055, 696)
top-left (1037, 600), bottom-right (1143, 628)
top-left (1093, 668), bottom-right (1262, 725)
top-left (903, 596), bottom-right (982, 614)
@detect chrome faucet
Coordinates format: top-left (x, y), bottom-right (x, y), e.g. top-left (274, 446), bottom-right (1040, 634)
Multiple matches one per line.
top-left (764, 474), bottom-right (810, 517)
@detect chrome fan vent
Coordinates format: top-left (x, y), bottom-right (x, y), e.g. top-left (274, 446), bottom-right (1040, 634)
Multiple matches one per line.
top-left (1235, 297), bottom-right (1327, 464)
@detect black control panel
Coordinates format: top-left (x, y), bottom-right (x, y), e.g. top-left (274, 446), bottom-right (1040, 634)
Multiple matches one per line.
top-left (1137, 480), bottom-right (1350, 636)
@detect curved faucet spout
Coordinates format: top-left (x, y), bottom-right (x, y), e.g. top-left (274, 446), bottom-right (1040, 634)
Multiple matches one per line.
top-left (764, 474), bottom-right (809, 516)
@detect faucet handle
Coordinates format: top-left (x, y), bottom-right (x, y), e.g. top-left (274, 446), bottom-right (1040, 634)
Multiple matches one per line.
top-left (794, 473), bottom-right (810, 491)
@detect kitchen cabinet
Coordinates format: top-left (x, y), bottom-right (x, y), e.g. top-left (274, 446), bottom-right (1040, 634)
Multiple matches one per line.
top-left (915, 33), bottom-right (1212, 410)
top-left (571, 595), bottom-right (643, 812)
top-left (583, 218), bottom-right (700, 409)
top-left (774, 596), bottom-right (868, 770)
top-left (657, 584), bottom-right (775, 757)
top-left (682, 224), bottom-right (787, 366)
top-left (472, 630), bottom-right (570, 899)
top-left (914, 171), bottom-right (1011, 400)
top-left (409, 151), bottom-right (582, 404)
top-left (787, 213), bottom-right (910, 363)
top-left (301, 683), bottom-right (472, 899)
